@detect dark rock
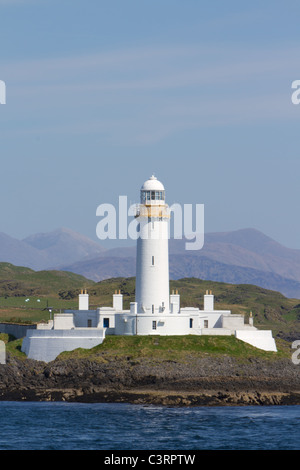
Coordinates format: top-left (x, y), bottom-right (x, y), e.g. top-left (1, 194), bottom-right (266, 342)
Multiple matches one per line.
top-left (1, 353), bottom-right (300, 406)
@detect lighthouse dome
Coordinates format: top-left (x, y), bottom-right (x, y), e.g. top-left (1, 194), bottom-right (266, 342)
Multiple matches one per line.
top-left (141, 175), bottom-right (165, 191)
top-left (140, 175), bottom-right (165, 204)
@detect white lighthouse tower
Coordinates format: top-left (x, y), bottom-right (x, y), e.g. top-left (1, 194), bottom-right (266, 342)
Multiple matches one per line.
top-left (135, 175), bottom-right (170, 317)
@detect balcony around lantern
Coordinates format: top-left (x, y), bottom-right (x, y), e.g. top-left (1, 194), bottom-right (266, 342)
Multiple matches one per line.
top-left (134, 204), bottom-right (170, 219)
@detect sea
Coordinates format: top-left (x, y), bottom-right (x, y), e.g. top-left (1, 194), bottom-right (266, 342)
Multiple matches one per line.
top-left (0, 402), bottom-right (299, 451)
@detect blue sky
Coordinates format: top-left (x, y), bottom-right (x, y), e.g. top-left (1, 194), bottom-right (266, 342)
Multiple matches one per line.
top-left (1, 0), bottom-right (300, 249)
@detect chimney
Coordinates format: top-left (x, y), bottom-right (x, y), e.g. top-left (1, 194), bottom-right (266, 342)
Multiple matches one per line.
top-left (204, 290), bottom-right (214, 311)
top-left (113, 291), bottom-right (123, 311)
top-left (79, 289), bottom-right (89, 310)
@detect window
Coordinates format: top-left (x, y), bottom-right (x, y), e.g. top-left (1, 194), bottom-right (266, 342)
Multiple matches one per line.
top-left (189, 318), bottom-right (193, 328)
top-left (141, 190), bottom-right (151, 202)
top-left (152, 321), bottom-right (157, 330)
top-left (87, 319), bottom-right (92, 328)
top-left (152, 304), bottom-right (155, 313)
top-left (103, 318), bottom-right (110, 328)
top-left (141, 190), bottom-right (165, 202)
top-left (152, 256), bottom-right (154, 266)
top-left (204, 320), bottom-right (208, 328)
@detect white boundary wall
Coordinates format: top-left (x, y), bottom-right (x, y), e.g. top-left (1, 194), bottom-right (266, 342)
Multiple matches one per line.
top-left (0, 340), bottom-right (5, 364)
top-left (21, 328), bottom-right (105, 362)
top-left (235, 330), bottom-right (277, 352)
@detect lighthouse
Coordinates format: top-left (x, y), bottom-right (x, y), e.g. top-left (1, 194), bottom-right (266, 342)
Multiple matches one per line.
top-left (135, 175), bottom-right (170, 316)
top-left (20, 173), bottom-right (278, 361)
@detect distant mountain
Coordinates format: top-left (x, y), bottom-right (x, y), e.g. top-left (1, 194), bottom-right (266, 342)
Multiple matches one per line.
top-left (23, 227), bottom-right (106, 268)
top-left (0, 228), bottom-right (105, 271)
top-left (0, 232), bottom-right (49, 271)
top-left (60, 228), bottom-right (300, 298)
top-left (183, 228), bottom-right (300, 281)
top-left (61, 252), bottom-right (300, 299)
top-left (62, 256), bottom-right (136, 282)
top-left (2, 227), bottom-right (300, 298)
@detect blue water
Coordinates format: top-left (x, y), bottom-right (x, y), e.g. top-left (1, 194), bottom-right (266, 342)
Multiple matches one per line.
top-left (0, 402), bottom-right (299, 450)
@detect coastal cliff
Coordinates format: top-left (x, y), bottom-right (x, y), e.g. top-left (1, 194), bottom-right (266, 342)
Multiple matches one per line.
top-left (1, 353), bottom-right (300, 406)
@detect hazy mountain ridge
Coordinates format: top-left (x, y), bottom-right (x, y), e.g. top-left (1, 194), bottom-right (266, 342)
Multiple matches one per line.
top-left (60, 228), bottom-right (300, 297)
top-left (60, 253), bottom-right (300, 298)
top-left (23, 227), bottom-right (105, 268)
top-left (1, 227), bottom-right (300, 298)
top-left (0, 227), bottom-right (105, 271)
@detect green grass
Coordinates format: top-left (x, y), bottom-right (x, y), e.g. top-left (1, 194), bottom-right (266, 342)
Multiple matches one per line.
top-left (0, 262), bottom-right (93, 298)
top-left (0, 262), bottom-right (94, 323)
top-left (5, 338), bottom-right (26, 358)
top-left (0, 296), bottom-right (76, 309)
top-left (2, 332), bottom-right (291, 362)
top-left (0, 333), bottom-right (10, 343)
top-left (0, 333), bottom-right (26, 358)
top-left (58, 334), bottom-right (290, 362)
top-left (0, 296), bottom-right (79, 323)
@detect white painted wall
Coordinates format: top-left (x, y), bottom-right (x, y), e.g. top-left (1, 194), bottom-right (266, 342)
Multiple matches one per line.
top-left (115, 314), bottom-right (137, 335)
top-left (53, 314), bottom-right (75, 330)
top-left (135, 313), bottom-right (198, 336)
top-left (65, 309), bottom-right (99, 328)
top-left (201, 328), bottom-right (232, 336)
top-left (235, 330), bottom-right (277, 352)
top-left (21, 328), bottom-right (106, 362)
top-left (36, 320), bottom-right (54, 330)
top-left (222, 315), bottom-right (249, 331)
top-left (97, 307), bottom-right (118, 329)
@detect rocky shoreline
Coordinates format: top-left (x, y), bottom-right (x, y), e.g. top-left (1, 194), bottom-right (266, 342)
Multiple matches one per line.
top-left (0, 354), bottom-right (300, 406)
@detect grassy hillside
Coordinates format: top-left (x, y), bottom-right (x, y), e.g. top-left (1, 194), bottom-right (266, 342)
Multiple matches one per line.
top-left (0, 262), bottom-right (94, 323)
top-left (0, 263), bottom-right (299, 341)
top-left (0, 262), bottom-right (94, 296)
